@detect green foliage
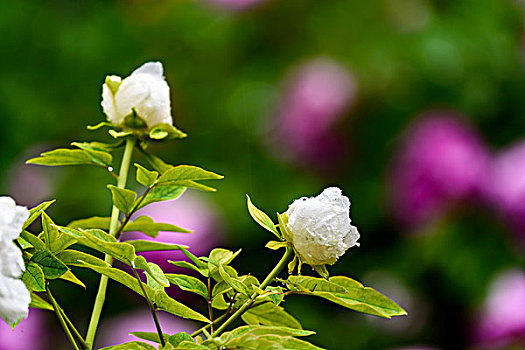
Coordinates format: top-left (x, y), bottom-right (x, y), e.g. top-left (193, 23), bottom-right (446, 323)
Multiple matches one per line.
top-left (286, 275), bottom-right (407, 319)
top-left (207, 326), bottom-right (322, 350)
top-left (165, 274), bottom-right (208, 299)
top-left (28, 293), bottom-right (54, 311)
top-left (23, 200), bottom-right (56, 229)
top-left (129, 332), bottom-right (168, 344)
top-left (68, 215), bottom-right (190, 238)
top-left (135, 163), bottom-right (159, 187)
top-left (138, 184), bottom-right (186, 209)
top-left (77, 261), bottom-right (210, 323)
top-left (42, 212), bottom-right (77, 253)
top-left (21, 262), bottom-right (46, 292)
top-left (124, 216), bottom-right (190, 238)
top-left (30, 250), bottom-right (69, 279)
top-left (99, 342), bottom-right (157, 350)
top-left (107, 185), bottom-right (137, 214)
top-left (56, 226), bottom-right (136, 264)
top-left (26, 147), bottom-right (112, 168)
top-left (126, 240), bottom-right (188, 253)
top-left (242, 303), bottom-right (302, 329)
top-left (145, 262), bottom-right (170, 291)
top-left (246, 195), bottom-right (281, 239)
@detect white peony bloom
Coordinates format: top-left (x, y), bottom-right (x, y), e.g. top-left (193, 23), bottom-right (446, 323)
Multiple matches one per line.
top-left (0, 196), bottom-right (30, 326)
top-left (102, 62), bottom-right (173, 128)
top-left (286, 187), bottom-right (359, 266)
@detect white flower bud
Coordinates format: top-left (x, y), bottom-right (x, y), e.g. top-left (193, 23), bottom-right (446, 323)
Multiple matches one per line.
top-left (102, 62), bottom-right (173, 128)
top-left (286, 187), bottom-right (359, 266)
top-left (0, 196), bottom-right (30, 326)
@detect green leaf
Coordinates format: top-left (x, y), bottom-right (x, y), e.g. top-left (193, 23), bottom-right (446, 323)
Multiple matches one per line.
top-left (77, 261), bottom-right (210, 323)
top-left (266, 241), bottom-right (288, 250)
top-left (286, 276), bottom-right (347, 293)
top-left (179, 248), bottom-right (209, 271)
top-left (135, 163), bottom-right (159, 187)
top-left (257, 286), bottom-right (285, 305)
top-left (71, 141), bottom-right (118, 153)
top-left (277, 213), bottom-right (292, 242)
top-left (288, 275), bottom-right (407, 319)
top-left (242, 303), bottom-right (302, 329)
top-left (27, 148), bottom-right (112, 167)
top-left (228, 334), bottom-right (324, 350)
top-left (219, 265), bottom-right (251, 297)
top-left (68, 216), bottom-right (110, 230)
top-left (165, 274), bottom-right (208, 299)
top-left (207, 248), bottom-right (241, 280)
top-left (168, 260), bottom-right (209, 278)
top-left (126, 240), bottom-right (188, 252)
top-left (133, 256), bottom-right (169, 287)
top-left (59, 270), bottom-right (86, 288)
top-left (30, 250), bottom-right (69, 279)
top-left (154, 290), bottom-right (211, 323)
top-left (246, 195), bottom-right (281, 239)
top-left (220, 325), bottom-right (315, 340)
top-left (23, 200), bottom-right (56, 229)
top-left (311, 265), bottom-right (329, 280)
top-left (139, 184), bottom-right (186, 209)
top-left (142, 153), bottom-right (173, 174)
top-left (157, 165), bottom-right (223, 184)
top-left (144, 262), bottom-right (169, 291)
top-left (212, 326), bottom-right (321, 350)
top-left (124, 215), bottom-right (190, 238)
top-left (168, 332), bottom-right (194, 347)
top-left (98, 341), bottom-right (157, 350)
top-left (129, 332), bottom-right (168, 344)
top-left (174, 342), bottom-right (208, 349)
top-left (20, 231), bottom-right (46, 251)
top-left (17, 237), bottom-right (33, 249)
top-left (107, 185), bottom-right (137, 214)
top-left (21, 262), bottom-right (45, 292)
top-left (56, 226), bottom-right (136, 264)
top-left (29, 292), bottom-right (54, 311)
top-left (56, 249), bottom-right (109, 268)
top-left (42, 212), bottom-right (76, 253)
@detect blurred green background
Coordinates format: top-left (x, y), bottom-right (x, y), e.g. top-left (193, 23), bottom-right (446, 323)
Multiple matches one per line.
top-left (2, 0), bottom-right (525, 349)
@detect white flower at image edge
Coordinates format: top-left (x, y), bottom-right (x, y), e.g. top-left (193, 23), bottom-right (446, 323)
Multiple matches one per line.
top-left (102, 61), bottom-right (173, 128)
top-left (286, 187), bottom-right (360, 266)
top-left (0, 196), bottom-right (30, 325)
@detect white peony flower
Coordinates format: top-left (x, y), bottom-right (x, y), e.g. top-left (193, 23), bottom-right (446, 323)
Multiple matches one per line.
top-left (102, 62), bottom-right (173, 128)
top-left (285, 187), bottom-right (359, 266)
top-left (0, 196), bottom-right (30, 326)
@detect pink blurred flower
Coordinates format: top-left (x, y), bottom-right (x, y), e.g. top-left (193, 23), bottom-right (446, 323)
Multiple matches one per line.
top-left (97, 308), bottom-right (195, 348)
top-left (481, 139), bottom-right (525, 237)
top-left (121, 192), bottom-right (224, 271)
top-left (0, 309), bottom-right (48, 350)
top-left (268, 58), bottom-right (357, 168)
top-left (203, 0), bottom-right (268, 11)
top-left (8, 146), bottom-right (54, 208)
top-left (473, 269), bottom-right (525, 348)
top-left (389, 112), bottom-right (489, 229)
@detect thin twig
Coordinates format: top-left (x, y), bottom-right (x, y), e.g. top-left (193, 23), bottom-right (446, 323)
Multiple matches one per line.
top-left (46, 284), bottom-right (80, 350)
top-left (131, 265), bottom-right (166, 348)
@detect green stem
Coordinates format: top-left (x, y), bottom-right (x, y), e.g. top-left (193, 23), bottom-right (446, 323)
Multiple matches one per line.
top-left (211, 247), bottom-right (293, 337)
top-left (47, 284), bottom-right (80, 350)
top-left (131, 266), bottom-right (166, 348)
top-left (86, 136), bottom-right (135, 348)
top-left (59, 307), bottom-right (89, 350)
top-left (191, 312), bottom-right (229, 337)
